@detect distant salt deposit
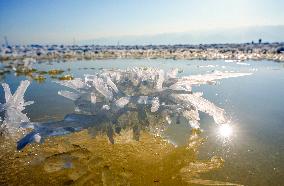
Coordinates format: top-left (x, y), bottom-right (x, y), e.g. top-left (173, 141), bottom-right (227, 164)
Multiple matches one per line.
top-left (1, 43), bottom-right (283, 61)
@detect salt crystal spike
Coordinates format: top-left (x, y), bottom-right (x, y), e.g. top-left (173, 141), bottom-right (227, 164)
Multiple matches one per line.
top-left (115, 97), bottom-right (130, 108)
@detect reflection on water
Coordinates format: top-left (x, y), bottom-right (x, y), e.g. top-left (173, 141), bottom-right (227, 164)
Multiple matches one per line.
top-left (0, 59), bottom-right (284, 185)
top-left (0, 59), bottom-right (75, 84)
top-left (217, 124), bottom-right (233, 139)
top-left (0, 129), bottom-right (234, 185)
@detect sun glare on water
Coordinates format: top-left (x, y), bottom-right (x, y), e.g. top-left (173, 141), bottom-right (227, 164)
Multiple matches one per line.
top-left (218, 124), bottom-right (233, 138)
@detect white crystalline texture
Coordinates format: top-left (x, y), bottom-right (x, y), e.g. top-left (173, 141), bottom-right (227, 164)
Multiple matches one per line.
top-left (23, 57), bottom-right (35, 69)
top-left (103, 70), bottom-right (122, 81)
top-left (169, 70), bottom-right (251, 91)
top-left (2, 66), bottom-right (254, 150)
top-left (165, 116), bottom-right (172, 124)
top-left (156, 70), bottom-right (165, 90)
top-left (169, 81), bottom-right (192, 91)
top-left (183, 109), bottom-right (200, 129)
top-left (180, 71), bottom-right (252, 85)
top-left (106, 77), bottom-right (119, 93)
top-left (130, 67), bottom-right (157, 81)
top-left (90, 92), bottom-right (96, 104)
top-left (115, 97), bottom-right (130, 108)
top-left (172, 93), bottom-right (227, 124)
top-left (85, 75), bottom-right (114, 101)
top-left (151, 97), bottom-right (160, 112)
top-left (74, 107), bottom-right (81, 112)
top-left (0, 80), bottom-right (33, 134)
top-left (101, 105), bottom-right (110, 110)
top-left (55, 67), bottom-right (252, 136)
top-left (166, 68), bottom-right (179, 78)
top-left (56, 78), bottom-right (85, 90)
top-left (34, 133), bottom-right (41, 143)
top-left (193, 92), bottom-right (203, 97)
top-left (93, 77), bottom-right (113, 100)
top-left (58, 90), bottom-right (80, 101)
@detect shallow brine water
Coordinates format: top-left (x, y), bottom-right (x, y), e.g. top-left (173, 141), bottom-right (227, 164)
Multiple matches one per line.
top-left (0, 59), bottom-right (283, 185)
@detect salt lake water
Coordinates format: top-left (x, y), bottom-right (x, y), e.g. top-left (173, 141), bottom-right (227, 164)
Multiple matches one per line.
top-left (0, 59), bottom-right (283, 185)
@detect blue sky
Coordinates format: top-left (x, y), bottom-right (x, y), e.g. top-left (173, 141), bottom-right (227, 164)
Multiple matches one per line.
top-left (0, 0), bottom-right (283, 44)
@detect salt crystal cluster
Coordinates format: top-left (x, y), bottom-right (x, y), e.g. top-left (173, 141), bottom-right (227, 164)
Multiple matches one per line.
top-left (12, 67), bottom-right (252, 149)
top-left (0, 80), bottom-right (33, 134)
top-left (56, 67), bottom-right (251, 131)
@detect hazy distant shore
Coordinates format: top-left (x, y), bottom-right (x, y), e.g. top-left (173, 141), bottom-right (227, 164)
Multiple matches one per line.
top-left (1, 43), bottom-right (284, 62)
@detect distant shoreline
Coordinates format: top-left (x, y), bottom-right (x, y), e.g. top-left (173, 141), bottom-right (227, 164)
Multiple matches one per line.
top-left (1, 43), bottom-right (284, 62)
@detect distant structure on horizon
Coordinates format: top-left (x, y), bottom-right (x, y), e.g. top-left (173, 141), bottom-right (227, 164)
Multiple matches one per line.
top-left (4, 36), bottom-right (9, 47)
top-left (251, 39), bottom-right (263, 45)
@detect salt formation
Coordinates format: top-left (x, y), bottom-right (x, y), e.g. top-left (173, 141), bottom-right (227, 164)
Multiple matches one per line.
top-left (178, 71), bottom-right (252, 86)
top-left (22, 58), bottom-right (36, 69)
top-left (55, 68), bottom-right (249, 132)
top-left (1, 43), bottom-right (284, 62)
top-left (9, 57), bottom-right (35, 72)
top-left (0, 80), bottom-right (33, 134)
top-left (16, 67), bottom-right (251, 149)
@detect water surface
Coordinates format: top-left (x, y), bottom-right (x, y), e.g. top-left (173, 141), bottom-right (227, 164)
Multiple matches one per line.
top-left (0, 59), bottom-right (283, 185)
